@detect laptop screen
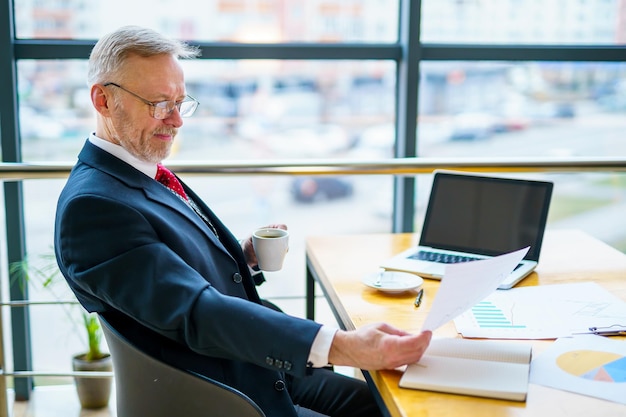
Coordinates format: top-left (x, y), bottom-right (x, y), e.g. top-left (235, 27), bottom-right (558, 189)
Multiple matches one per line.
top-left (419, 172), bottom-right (553, 261)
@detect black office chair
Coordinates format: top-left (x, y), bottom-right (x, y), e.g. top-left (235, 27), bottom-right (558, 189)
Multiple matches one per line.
top-left (98, 315), bottom-right (266, 417)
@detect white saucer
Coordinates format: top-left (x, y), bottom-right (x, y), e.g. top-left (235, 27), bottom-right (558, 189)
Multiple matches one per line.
top-left (361, 271), bottom-right (424, 294)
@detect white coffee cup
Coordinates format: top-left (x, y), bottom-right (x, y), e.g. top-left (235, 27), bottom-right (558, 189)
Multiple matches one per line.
top-left (252, 228), bottom-right (289, 271)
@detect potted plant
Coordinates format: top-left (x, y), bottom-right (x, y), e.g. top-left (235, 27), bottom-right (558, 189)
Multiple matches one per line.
top-left (10, 252), bottom-right (113, 409)
top-left (70, 312), bottom-right (112, 409)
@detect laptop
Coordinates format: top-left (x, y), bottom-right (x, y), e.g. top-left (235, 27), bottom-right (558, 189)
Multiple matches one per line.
top-left (380, 170), bottom-right (553, 289)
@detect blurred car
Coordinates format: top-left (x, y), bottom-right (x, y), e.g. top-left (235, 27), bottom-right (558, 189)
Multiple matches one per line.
top-left (527, 102), bottom-right (576, 123)
top-left (554, 103), bottom-right (575, 118)
top-left (290, 177), bottom-right (354, 203)
top-left (265, 124), bottom-right (353, 157)
top-left (495, 116), bottom-right (530, 132)
top-left (448, 112), bottom-right (497, 141)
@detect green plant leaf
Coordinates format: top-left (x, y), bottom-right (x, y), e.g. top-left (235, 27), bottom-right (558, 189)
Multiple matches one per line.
top-left (11, 249), bottom-right (105, 361)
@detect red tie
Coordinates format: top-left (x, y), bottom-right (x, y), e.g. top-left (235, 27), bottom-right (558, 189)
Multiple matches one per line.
top-left (156, 164), bottom-right (188, 200)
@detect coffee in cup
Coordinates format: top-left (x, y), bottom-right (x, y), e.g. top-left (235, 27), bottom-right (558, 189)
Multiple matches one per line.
top-left (252, 228), bottom-right (289, 271)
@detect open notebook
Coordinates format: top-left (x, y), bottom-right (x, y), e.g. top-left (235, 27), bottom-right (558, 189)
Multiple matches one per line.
top-left (399, 337), bottom-right (532, 401)
top-left (380, 170), bottom-right (553, 289)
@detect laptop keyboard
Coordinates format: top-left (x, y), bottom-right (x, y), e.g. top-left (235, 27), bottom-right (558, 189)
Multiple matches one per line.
top-left (408, 250), bottom-right (481, 264)
top-left (409, 250), bottom-right (524, 271)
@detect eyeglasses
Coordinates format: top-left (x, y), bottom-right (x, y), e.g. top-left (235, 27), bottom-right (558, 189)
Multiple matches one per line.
top-left (103, 82), bottom-right (199, 119)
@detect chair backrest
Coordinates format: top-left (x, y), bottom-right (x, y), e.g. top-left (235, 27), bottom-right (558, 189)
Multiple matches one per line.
top-left (99, 315), bottom-right (266, 417)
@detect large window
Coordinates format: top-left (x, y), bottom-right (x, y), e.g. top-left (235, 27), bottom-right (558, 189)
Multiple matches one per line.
top-left (15, 0), bottom-right (400, 42)
top-left (422, 0), bottom-right (625, 45)
top-left (3, 0), bottom-right (626, 394)
top-left (418, 61), bottom-right (626, 157)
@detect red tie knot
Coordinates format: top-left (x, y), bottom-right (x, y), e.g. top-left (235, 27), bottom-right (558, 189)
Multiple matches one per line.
top-left (156, 164), bottom-right (188, 200)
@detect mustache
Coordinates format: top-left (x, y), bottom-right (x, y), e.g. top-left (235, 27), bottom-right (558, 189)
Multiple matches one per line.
top-left (154, 128), bottom-right (177, 136)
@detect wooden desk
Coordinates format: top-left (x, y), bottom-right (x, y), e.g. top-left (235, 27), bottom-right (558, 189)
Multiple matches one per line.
top-left (305, 229), bottom-right (626, 417)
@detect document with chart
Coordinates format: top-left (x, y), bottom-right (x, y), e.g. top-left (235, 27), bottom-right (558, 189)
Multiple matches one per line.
top-left (454, 282), bottom-right (626, 339)
top-left (530, 334), bottom-right (626, 405)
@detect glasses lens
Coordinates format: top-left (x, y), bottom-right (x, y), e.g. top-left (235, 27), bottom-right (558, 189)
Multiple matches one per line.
top-left (151, 98), bottom-right (198, 119)
top-left (179, 99), bottom-right (198, 118)
top-left (152, 102), bottom-right (172, 120)
top-left (152, 99), bottom-right (199, 120)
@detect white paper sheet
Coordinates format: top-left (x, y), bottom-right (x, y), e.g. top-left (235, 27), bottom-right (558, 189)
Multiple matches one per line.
top-left (421, 247), bottom-right (529, 332)
top-left (454, 282), bottom-right (626, 339)
top-left (530, 335), bottom-right (626, 405)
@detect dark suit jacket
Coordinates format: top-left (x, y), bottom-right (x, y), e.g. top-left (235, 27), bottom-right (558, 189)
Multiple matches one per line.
top-left (54, 140), bottom-right (322, 417)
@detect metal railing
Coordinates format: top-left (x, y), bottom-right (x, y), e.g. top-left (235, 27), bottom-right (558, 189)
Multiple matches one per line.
top-left (0, 156), bottom-right (625, 180)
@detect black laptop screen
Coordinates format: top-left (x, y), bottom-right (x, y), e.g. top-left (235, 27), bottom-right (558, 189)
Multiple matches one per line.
top-left (419, 172), bottom-right (553, 261)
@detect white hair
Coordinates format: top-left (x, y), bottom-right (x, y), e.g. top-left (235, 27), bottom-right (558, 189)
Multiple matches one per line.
top-left (87, 25), bottom-right (200, 86)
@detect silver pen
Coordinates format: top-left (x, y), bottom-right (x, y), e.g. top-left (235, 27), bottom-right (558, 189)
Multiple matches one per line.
top-left (581, 324), bottom-right (626, 336)
top-left (414, 288), bottom-right (424, 308)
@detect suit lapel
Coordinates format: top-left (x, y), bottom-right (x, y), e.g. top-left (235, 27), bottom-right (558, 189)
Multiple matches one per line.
top-left (78, 140), bottom-right (234, 259)
top-left (176, 175), bottom-right (262, 304)
top-left (181, 183), bottom-right (243, 259)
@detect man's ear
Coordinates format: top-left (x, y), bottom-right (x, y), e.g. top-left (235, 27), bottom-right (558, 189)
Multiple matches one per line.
top-left (91, 84), bottom-right (112, 116)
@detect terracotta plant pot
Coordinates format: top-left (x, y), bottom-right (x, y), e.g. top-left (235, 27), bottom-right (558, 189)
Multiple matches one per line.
top-left (71, 353), bottom-right (113, 409)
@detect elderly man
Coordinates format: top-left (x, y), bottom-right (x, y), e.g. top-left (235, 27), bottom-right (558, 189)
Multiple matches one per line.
top-left (54, 25), bottom-right (431, 417)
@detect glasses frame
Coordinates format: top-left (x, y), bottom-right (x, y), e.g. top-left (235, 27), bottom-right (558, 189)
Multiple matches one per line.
top-left (103, 82), bottom-right (199, 119)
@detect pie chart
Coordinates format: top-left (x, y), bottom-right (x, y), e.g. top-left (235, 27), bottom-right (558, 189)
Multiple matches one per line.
top-left (556, 350), bottom-right (626, 383)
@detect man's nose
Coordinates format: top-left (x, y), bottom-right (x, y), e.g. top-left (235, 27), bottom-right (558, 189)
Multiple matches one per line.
top-left (163, 107), bottom-right (184, 127)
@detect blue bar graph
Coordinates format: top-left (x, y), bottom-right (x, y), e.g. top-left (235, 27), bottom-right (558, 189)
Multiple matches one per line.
top-left (472, 301), bottom-right (527, 329)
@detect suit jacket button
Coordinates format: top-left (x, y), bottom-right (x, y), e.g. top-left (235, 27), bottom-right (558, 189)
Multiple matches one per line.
top-left (265, 356), bottom-right (274, 366)
top-left (283, 361), bottom-right (292, 371)
top-left (274, 380), bottom-right (286, 391)
top-left (232, 272), bottom-right (243, 283)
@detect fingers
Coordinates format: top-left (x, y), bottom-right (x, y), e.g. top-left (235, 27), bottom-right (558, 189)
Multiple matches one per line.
top-left (242, 238), bottom-right (257, 266)
top-left (329, 324), bottom-right (433, 371)
top-left (369, 325), bottom-right (432, 369)
top-left (383, 330), bottom-right (432, 369)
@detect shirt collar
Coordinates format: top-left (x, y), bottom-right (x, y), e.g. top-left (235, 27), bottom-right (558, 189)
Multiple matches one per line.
top-left (89, 133), bottom-right (158, 178)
